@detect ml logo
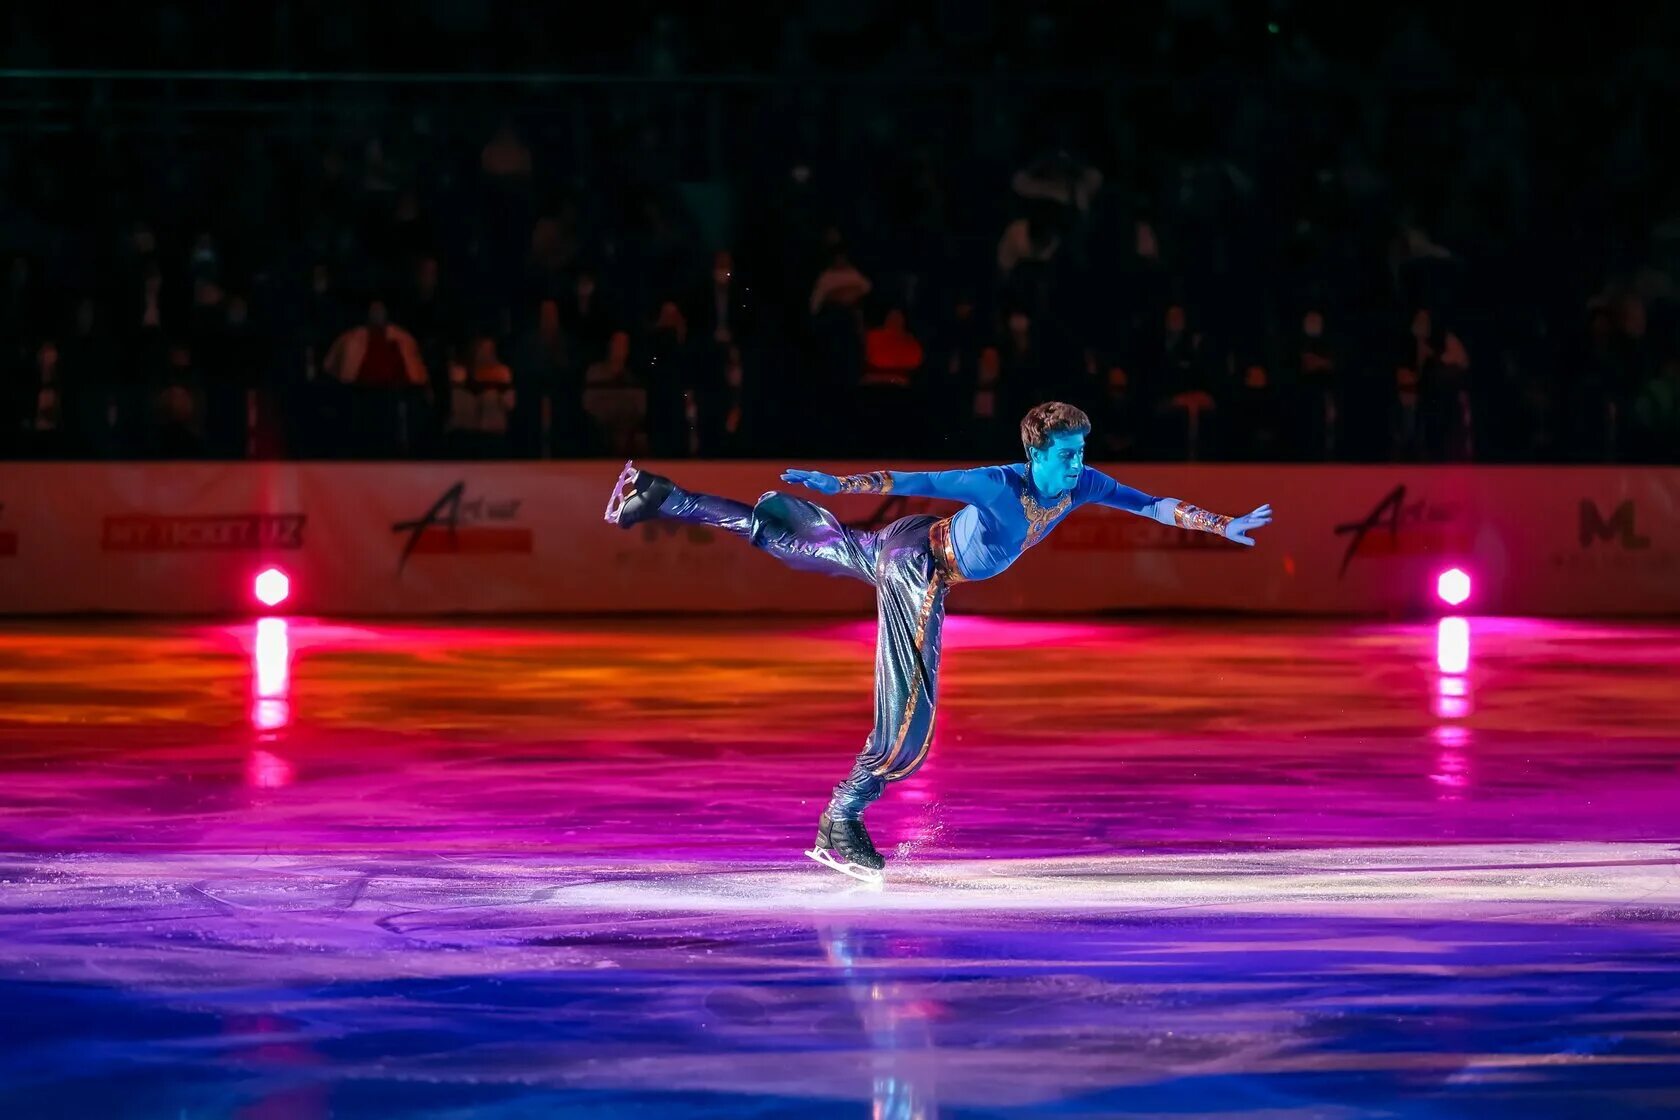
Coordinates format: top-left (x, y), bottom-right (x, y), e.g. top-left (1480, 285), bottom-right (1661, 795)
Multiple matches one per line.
top-left (1579, 499), bottom-right (1650, 550)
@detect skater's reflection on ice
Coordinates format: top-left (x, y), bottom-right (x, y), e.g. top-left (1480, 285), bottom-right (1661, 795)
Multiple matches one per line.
top-left (816, 924), bottom-right (942, 1120)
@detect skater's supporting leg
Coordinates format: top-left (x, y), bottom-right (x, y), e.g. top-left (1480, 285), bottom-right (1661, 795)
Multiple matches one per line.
top-left (827, 520), bottom-right (950, 821)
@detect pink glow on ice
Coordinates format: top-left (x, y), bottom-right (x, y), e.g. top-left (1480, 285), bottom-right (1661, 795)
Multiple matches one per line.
top-left (252, 698), bottom-right (290, 732)
top-left (1432, 725), bottom-right (1470, 747)
top-left (246, 749), bottom-right (294, 788)
top-left (1436, 617), bottom-right (1470, 674)
top-left (254, 618), bottom-right (291, 699)
top-left (811, 615), bottom-right (1110, 649)
top-left (1433, 692), bottom-right (1471, 721)
top-left (1436, 568), bottom-right (1471, 607)
top-left (254, 568), bottom-right (291, 609)
top-left (1430, 724), bottom-right (1471, 794)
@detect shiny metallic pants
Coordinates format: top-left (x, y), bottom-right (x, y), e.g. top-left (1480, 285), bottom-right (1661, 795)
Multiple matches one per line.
top-left (656, 485), bottom-right (950, 820)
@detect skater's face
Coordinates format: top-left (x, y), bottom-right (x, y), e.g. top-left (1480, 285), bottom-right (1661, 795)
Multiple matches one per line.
top-left (1028, 430), bottom-right (1086, 496)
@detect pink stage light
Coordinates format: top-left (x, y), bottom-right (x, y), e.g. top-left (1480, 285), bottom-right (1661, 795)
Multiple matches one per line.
top-left (254, 567), bottom-right (291, 608)
top-left (1436, 616), bottom-right (1470, 675)
top-left (1436, 567), bottom-right (1471, 607)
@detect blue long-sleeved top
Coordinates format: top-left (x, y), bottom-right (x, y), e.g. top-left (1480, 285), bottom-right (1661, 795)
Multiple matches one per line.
top-left (867, 465), bottom-right (1161, 582)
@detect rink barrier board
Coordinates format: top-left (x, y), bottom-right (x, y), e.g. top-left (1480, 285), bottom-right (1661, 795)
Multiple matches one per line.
top-left (0, 462), bottom-right (1676, 615)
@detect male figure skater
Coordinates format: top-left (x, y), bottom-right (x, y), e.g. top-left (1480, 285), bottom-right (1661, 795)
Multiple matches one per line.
top-left (604, 402), bottom-right (1271, 880)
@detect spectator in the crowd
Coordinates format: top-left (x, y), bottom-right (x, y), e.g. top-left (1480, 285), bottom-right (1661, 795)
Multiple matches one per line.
top-left (996, 204), bottom-right (1062, 282)
top-left (1292, 308), bottom-right (1341, 459)
top-left (862, 308), bottom-right (923, 388)
top-left (386, 189), bottom-right (433, 268)
top-left (1389, 217), bottom-right (1458, 309)
top-left (527, 213), bottom-right (577, 299)
top-left (646, 300), bottom-right (695, 456)
top-left (401, 256), bottom-right (456, 392)
top-left (582, 330), bottom-right (646, 456)
top-left (62, 297), bottom-right (120, 457)
top-left (1403, 308), bottom-right (1472, 459)
top-left (1012, 149), bottom-right (1104, 214)
top-left (480, 120), bottom-right (533, 183)
top-left (1001, 308), bottom-right (1041, 404)
top-left (325, 299), bottom-right (427, 388)
top-left (1568, 307), bottom-right (1620, 461)
top-left (963, 345), bottom-right (1012, 455)
top-left (1389, 365), bottom-right (1428, 461)
top-left (563, 268), bottom-right (613, 367)
top-left (693, 249), bottom-right (749, 349)
top-left (303, 263), bottom-right (349, 372)
top-left (707, 345), bottom-right (750, 456)
top-left (16, 340), bottom-right (66, 458)
top-left (809, 249), bottom-right (872, 315)
top-left (152, 344), bottom-right (203, 459)
top-left (324, 299), bottom-right (429, 457)
top-left (1092, 365), bottom-right (1141, 459)
top-left (186, 233), bottom-right (221, 285)
top-left (1154, 304), bottom-right (1218, 458)
top-left (191, 279), bottom-right (247, 458)
top-left (856, 307), bottom-right (924, 454)
top-left (481, 120), bottom-right (536, 310)
top-left (119, 259), bottom-right (176, 431)
top-left (512, 297), bottom-right (573, 456)
top-left (1633, 356), bottom-right (1680, 460)
top-left (1230, 362), bottom-right (1285, 461)
top-left (444, 336), bottom-right (517, 458)
top-left (930, 290), bottom-right (985, 427)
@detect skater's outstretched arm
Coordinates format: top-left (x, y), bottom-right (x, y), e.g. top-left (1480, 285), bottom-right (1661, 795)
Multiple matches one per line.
top-left (1080, 468), bottom-right (1273, 547)
top-left (781, 466), bottom-right (1007, 502)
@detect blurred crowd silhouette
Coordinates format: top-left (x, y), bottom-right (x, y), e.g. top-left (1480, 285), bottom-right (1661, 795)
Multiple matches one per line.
top-left (4, 2), bottom-right (1679, 463)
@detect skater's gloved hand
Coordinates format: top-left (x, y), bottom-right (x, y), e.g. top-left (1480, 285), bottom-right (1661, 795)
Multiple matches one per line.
top-left (1224, 503), bottom-right (1273, 547)
top-left (781, 469), bottom-right (842, 494)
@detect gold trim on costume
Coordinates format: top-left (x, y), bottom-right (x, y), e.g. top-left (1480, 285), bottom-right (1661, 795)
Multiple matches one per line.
top-left (1171, 501), bottom-right (1232, 536)
top-left (1019, 479), bottom-right (1072, 548)
top-left (838, 471), bottom-right (893, 494)
top-left (928, 517), bottom-right (967, 582)
top-left (885, 709), bottom-right (937, 781)
top-left (873, 573), bottom-right (945, 779)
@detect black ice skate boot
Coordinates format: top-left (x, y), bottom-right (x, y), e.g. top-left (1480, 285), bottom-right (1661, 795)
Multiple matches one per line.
top-left (807, 813), bottom-right (886, 883)
top-left (603, 460), bottom-right (674, 529)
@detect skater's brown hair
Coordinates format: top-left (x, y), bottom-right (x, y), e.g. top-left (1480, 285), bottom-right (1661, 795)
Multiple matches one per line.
top-left (1020, 401), bottom-right (1091, 454)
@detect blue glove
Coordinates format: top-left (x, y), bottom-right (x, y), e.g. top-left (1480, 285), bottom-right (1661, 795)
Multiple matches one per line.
top-left (781, 468), bottom-right (843, 495)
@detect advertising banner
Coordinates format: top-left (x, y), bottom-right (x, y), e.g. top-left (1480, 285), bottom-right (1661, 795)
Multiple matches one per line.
top-left (1, 462), bottom-right (1676, 616)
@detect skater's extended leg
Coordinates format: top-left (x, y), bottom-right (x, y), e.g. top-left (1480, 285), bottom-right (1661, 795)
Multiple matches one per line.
top-left (604, 460), bottom-right (751, 534)
top-left (605, 460), bottom-right (877, 581)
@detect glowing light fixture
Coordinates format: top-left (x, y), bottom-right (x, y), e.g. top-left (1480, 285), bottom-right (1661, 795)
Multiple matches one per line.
top-left (254, 567), bottom-right (291, 608)
top-left (1436, 568), bottom-right (1471, 607)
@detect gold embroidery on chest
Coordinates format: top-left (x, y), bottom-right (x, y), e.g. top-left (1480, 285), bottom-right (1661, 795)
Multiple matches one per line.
top-left (1019, 482), bottom-right (1072, 548)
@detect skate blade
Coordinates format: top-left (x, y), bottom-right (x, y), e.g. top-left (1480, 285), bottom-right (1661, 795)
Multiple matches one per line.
top-left (602, 460), bottom-right (638, 525)
top-left (805, 846), bottom-right (884, 884)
